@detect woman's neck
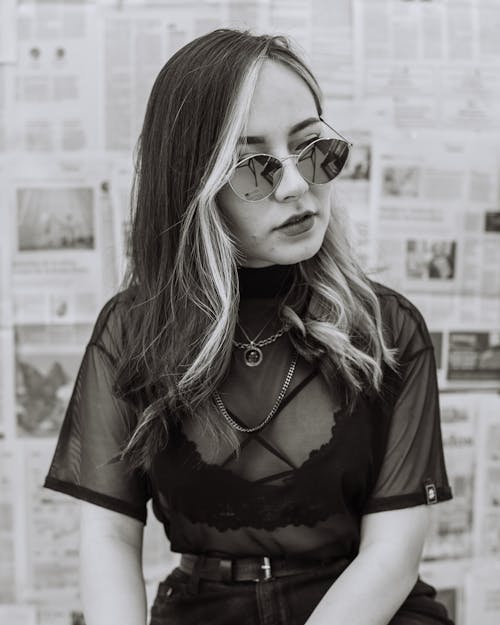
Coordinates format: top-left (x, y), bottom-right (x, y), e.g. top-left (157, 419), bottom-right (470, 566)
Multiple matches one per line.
top-left (237, 264), bottom-right (295, 300)
top-left (236, 264), bottom-right (295, 338)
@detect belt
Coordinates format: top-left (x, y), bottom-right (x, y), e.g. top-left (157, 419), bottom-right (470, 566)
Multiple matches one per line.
top-left (179, 553), bottom-right (334, 583)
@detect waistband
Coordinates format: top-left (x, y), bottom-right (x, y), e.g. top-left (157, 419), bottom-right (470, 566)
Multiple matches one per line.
top-left (179, 553), bottom-right (349, 584)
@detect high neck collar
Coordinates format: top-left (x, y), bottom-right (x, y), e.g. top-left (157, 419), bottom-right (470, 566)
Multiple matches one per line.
top-left (237, 264), bottom-right (295, 299)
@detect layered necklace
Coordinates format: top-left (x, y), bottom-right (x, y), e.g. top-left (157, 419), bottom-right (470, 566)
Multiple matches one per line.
top-left (233, 322), bottom-right (290, 367)
top-left (213, 352), bottom-right (297, 433)
top-left (214, 264), bottom-right (296, 433)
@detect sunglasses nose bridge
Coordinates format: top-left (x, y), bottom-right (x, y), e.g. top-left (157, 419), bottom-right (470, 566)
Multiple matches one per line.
top-left (280, 153), bottom-right (298, 164)
top-left (272, 153), bottom-right (310, 199)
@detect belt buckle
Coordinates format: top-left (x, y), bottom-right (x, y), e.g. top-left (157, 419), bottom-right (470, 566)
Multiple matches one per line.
top-left (254, 556), bottom-right (273, 582)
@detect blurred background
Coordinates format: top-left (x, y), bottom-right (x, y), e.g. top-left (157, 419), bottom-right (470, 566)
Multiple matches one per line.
top-left (0, 0), bottom-right (499, 623)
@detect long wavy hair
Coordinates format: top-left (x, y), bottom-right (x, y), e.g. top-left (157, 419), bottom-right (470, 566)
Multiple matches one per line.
top-left (116, 29), bottom-right (396, 471)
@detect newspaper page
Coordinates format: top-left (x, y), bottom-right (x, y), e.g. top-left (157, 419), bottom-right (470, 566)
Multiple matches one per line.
top-left (15, 2), bottom-right (100, 152)
top-left (464, 561), bottom-right (500, 625)
top-left (410, 292), bottom-right (500, 390)
top-left (9, 157), bottom-right (113, 326)
top-left (335, 130), bottom-right (374, 271)
top-left (371, 132), bottom-right (500, 300)
top-left (422, 393), bottom-right (477, 561)
top-left (0, 445), bottom-right (17, 602)
top-left (15, 323), bottom-right (92, 438)
top-left (310, 0), bottom-right (355, 100)
top-left (442, 3), bottom-right (500, 132)
top-left (103, 7), bottom-right (190, 152)
top-left (23, 443), bottom-right (80, 600)
top-left (356, 0), bottom-right (441, 128)
top-left (355, 0), bottom-right (500, 130)
top-left (474, 395), bottom-right (500, 558)
top-left (0, 605), bottom-right (36, 625)
top-left (0, 0), bottom-right (17, 63)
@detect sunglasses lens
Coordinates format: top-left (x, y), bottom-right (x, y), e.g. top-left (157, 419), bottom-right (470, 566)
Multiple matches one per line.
top-left (230, 154), bottom-right (282, 201)
top-left (298, 139), bottom-right (350, 184)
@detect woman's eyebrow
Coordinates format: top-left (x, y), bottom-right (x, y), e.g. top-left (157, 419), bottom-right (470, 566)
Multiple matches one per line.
top-left (237, 117), bottom-right (320, 145)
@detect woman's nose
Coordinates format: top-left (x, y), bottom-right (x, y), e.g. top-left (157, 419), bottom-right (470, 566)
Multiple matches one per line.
top-left (273, 157), bottom-right (309, 202)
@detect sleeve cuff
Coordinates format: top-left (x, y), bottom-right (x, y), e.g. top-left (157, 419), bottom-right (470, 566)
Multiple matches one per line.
top-left (44, 476), bottom-right (147, 524)
top-left (362, 485), bottom-right (453, 515)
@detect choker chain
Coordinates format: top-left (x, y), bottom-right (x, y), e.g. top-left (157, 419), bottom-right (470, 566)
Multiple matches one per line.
top-left (233, 325), bottom-right (290, 367)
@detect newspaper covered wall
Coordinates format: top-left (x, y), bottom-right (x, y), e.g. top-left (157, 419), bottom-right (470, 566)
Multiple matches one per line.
top-left (1, 1), bottom-right (499, 624)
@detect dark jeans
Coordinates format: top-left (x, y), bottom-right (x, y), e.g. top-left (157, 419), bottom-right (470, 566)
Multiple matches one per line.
top-left (149, 559), bottom-right (454, 625)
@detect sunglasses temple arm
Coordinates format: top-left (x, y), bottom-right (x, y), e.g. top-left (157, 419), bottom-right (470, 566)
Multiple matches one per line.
top-left (319, 116), bottom-right (353, 146)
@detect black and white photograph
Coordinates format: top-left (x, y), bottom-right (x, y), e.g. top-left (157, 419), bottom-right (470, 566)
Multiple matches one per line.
top-left (16, 188), bottom-right (95, 252)
top-left (1, 1), bottom-right (500, 625)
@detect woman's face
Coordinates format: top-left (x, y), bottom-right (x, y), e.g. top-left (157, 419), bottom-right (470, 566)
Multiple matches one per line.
top-left (217, 60), bottom-right (333, 267)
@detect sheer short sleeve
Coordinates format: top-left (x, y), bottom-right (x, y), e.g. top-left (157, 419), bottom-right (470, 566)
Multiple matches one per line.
top-left (363, 288), bottom-right (453, 514)
top-left (44, 294), bottom-right (150, 524)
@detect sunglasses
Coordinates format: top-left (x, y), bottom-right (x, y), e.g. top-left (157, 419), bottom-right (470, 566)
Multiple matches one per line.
top-left (228, 118), bottom-right (352, 202)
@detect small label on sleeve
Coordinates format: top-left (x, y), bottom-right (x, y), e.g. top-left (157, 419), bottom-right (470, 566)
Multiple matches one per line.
top-left (424, 480), bottom-right (438, 505)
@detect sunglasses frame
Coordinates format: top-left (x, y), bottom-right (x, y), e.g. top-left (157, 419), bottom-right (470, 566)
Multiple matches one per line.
top-left (228, 117), bottom-right (353, 202)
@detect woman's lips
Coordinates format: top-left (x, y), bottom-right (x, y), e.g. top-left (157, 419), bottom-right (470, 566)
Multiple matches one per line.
top-left (277, 213), bottom-right (315, 236)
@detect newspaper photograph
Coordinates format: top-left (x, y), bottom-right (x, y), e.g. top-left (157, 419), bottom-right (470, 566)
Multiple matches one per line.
top-left (447, 331), bottom-right (500, 384)
top-left (17, 187), bottom-right (94, 252)
top-left (15, 323), bottom-right (92, 437)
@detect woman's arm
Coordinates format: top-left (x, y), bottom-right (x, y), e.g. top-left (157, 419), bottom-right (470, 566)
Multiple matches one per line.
top-left (79, 501), bottom-right (147, 625)
top-left (305, 505), bottom-right (431, 625)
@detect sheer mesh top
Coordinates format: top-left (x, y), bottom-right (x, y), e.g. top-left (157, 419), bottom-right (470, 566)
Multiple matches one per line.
top-left (44, 265), bottom-right (452, 560)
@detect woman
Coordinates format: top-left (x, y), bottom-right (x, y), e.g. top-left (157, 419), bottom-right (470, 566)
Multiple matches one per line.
top-left (44, 29), bottom-right (454, 625)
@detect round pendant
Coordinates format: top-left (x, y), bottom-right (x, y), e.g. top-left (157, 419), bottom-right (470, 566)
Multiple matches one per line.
top-left (244, 345), bottom-right (263, 367)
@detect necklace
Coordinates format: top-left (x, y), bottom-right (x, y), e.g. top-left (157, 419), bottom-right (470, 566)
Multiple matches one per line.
top-left (233, 323), bottom-right (290, 367)
top-left (214, 353), bottom-right (298, 433)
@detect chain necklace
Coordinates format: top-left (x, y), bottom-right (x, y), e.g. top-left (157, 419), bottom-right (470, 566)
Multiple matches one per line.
top-left (233, 323), bottom-right (290, 367)
top-left (214, 353), bottom-right (298, 433)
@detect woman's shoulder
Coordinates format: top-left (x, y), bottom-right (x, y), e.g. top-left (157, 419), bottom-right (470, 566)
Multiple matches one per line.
top-left (368, 280), bottom-right (433, 360)
top-left (88, 286), bottom-right (138, 362)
